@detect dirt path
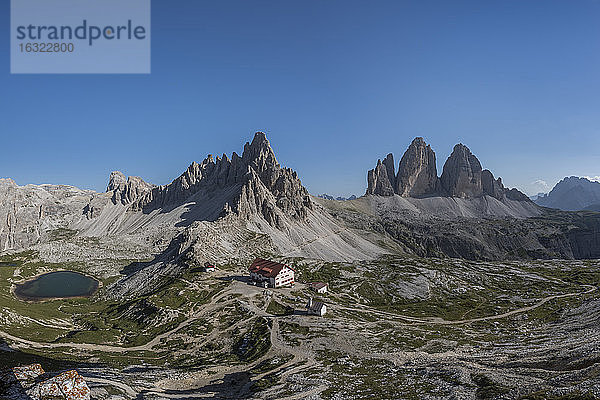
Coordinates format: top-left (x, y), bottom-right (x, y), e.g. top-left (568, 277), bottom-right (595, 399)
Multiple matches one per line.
top-left (334, 285), bottom-right (597, 326)
top-left (0, 285), bottom-right (234, 353)
top-left (1, 282), bottom-right (595, 353)
top-left (85, 376), bottom-right (137, 398)
top-left (0, 280), bottom-right (596, 399)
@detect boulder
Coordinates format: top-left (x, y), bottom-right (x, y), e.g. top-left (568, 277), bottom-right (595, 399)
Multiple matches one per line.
top-left (32, 370), bottom-right (91, 400)
top-left (12, 364), bottom-right (45, 382)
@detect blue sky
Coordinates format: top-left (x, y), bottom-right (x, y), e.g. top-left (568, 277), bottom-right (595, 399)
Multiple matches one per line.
top-left (2, 0), bottom-right (600, 196)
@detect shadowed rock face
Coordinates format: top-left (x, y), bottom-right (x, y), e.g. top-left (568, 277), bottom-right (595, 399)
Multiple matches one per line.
top-left (366, 158), bottom-right (395, 196)
top-left (536, 176), bottom-right (600, 211)
top-left (367, 138), bottom-right (440, 198)
top-left (440, 144), bottom-right (484, 198)
top-left (382, 153), bottom-right (396, 190)
top-left (108, 132), bottom-right (313, 228)
top-left (481, 169), bottom-right (504, 200)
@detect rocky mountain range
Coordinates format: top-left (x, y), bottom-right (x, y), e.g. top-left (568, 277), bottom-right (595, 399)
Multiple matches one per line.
top-left (316, 194), bottom-right (357, 201)
top-left (2, 132), bottom-right (600, 296)
top-left (535, 176), bottom-right (600, 211)
top-left (108, 132), bottom-right (313, 228)
top-left (1, 133), bottom-right (387, 298)
top-left (367, 137), bottom-right (529, 201)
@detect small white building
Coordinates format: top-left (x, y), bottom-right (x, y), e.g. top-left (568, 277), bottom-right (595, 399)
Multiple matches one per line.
top-left (249, 258), bottom-right (295, 288)
top-left (311, 282), bottom-right (328, 294)
top-left (306, 298), bottom-right (327, 317)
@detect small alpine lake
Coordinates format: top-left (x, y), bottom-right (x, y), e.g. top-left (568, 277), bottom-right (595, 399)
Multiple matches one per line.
top-left (14, 271), bottom-right (99, 301)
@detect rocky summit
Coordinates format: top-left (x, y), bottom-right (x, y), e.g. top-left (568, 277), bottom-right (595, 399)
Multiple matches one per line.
top-left (440, 143), bottom-right (484, 198)
top-left (536, 176), bottom-right (600, 211)
top-left (395, 137), bottom-right (439, 197)
top-left (109, 132), bottom-right (313, 228)
top-left (366, 156), bottom-right (395, 196)
top-left (367, 137), bottom-right (530, 201)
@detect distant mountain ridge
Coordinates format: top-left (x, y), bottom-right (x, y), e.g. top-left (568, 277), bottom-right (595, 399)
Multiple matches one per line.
top-left (535, 176), bottom-right (600, 211)
top-left (2, 132), bottom-right (600, 281)
top-left (585, 204), bottom-right (600, 212)
top-left (316, 194), bottom-right (357, 201)
top-left (366, 137), bottom-right (530, 202)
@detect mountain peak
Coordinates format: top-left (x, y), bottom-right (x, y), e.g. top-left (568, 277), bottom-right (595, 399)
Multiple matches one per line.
top-left (252, 131), bottom-right (268, 144)
top-left (367, 137), bottom-right (439, 197)
top-left (440, 143), bottom-right (484, 198)
top-left (366, 157), bottom-right (395, 196)
top-left (246, 132), bottom-right (271, 154)
top-left (242, 132), bottom-right (278, 167)
top-left (106, 171), bottom-right (154, 205)
top-left (396, 137), bottom-right (439, 197)
top-left (104, 132), bottom-right (311, 228)
top-left (107, 171), bottom-right (127, 192)
top-left (536, 176), bottom-right (600, 211)
top-left (0, 178), bottom-right (17, 187)
top-left (412, 137), bottom-right (426, 146)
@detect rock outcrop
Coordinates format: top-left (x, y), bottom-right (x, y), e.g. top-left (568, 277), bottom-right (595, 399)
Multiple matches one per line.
top-left (107, 172), bottom-right (154, 205)
top-left (2, 364), bottom-right (91, 400)
top-left (481, 169), bottom-right (505, 200)
top-left (382, 153), bottom-right (396, 190)
top-left (236, 132), bottom-right (313, 223)
top-left (395, 137), bottom-right (439, 197)
top-left (107, 171), bottom-right (127, 192)
top-left (0, 181), bottom-right (97, 251)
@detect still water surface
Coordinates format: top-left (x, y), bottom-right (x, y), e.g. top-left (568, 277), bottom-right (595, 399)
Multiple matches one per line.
top-left (14, 271), bottom-right (99, 300)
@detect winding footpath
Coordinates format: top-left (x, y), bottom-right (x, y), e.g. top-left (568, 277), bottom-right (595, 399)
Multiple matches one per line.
top-left (333, 284), bottom-right (597, 326)
top-left (0, 281), bottom-right (596, 399)
top-left (0, 283), bottom-right (596, 352)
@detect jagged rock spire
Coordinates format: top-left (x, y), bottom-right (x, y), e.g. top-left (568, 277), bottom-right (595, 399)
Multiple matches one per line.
top-left (366, 159), bottom-right (395, 196)
top-left (396, 137), bottom-right (439, 197)
top-left (382, 154), bottom-right (396, 190)
top-left (367, 137), bottom-right (439, 197)
top-left (106, 132), bottom-right (312, 228)
top-left (367, 138), bottom-right (530, 201)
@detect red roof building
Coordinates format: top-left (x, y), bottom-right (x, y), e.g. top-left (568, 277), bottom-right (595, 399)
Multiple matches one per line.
top-left (249, 258), bottom-right (295, 288)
